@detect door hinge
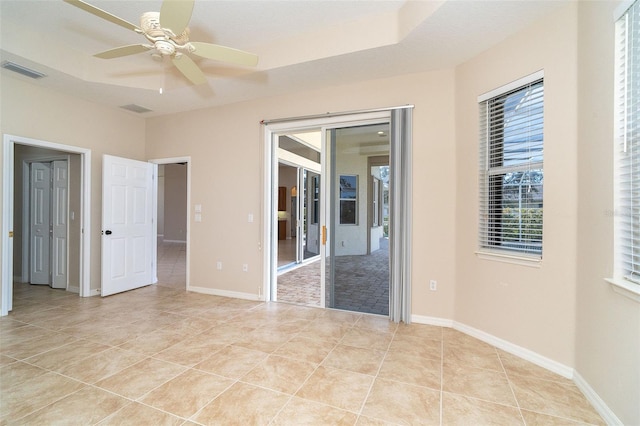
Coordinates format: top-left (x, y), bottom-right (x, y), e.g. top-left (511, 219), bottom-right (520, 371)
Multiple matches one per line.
top-left (8, 231), bottom-right (13, 238)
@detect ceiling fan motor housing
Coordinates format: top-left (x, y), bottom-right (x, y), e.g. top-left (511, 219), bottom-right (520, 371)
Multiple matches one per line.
top-left (155, 41), bottom-right (175, 56)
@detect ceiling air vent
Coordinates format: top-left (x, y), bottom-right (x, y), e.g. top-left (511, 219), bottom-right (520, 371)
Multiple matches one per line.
top-left (120, 104), bottom-right (152, 114)
top-left (1, 61), bottom-right (46, 79)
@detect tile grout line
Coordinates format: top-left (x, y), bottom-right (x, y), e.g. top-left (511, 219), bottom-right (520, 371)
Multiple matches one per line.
top-left (353, 317), bottom-right (399, 422)
top-left (496, 347), bottom-right (527, 425)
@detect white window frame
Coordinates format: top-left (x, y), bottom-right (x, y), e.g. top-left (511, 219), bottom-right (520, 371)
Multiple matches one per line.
top-left (608, 1), bottom-right (640, 302)
top-left (477, 70), bottom-right (545, 264)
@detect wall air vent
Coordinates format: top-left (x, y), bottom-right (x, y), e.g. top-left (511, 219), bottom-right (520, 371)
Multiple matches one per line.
top-left (120, 104), bottom-right (152, 114)
top-left (1, 61), bottom-right (46, 79)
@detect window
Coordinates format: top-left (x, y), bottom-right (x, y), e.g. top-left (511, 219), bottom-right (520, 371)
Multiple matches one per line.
top-left (479, 73), bottom-right (544, 257)
top-left (614, 1), bottom-right (640, 285)
top-left (339, 174), bottom-right (357, 224)
top-left (310, 173), bottom-right (319, 225)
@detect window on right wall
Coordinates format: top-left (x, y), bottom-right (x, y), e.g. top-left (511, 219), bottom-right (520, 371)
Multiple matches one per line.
top-left (478, 72), bottom-right (545, 258)
top-left (614, 1), bottom-right (640, 286)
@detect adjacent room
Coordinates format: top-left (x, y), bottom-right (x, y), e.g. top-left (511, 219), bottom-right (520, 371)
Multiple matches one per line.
top-left (0, 0), bottom-right (638, 424)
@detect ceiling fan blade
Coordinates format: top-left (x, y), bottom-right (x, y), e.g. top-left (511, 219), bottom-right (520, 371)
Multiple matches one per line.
top-left (160, 0), bottom-right (195, 36)
top-left (190, 42), bottom-right (258, 67)
top-left (94, 44), bottom-right (150, 59)
top-left (63, 0), bottom-right (140, 32)
top-left (172, 55), bottom-right (207, 85)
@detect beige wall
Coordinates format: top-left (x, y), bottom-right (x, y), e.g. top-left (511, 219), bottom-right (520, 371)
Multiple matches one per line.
top-left (1, 2), bottom-right (636, 422)
top-left (455, 3), bottom-right (579, 366)
top-left (576, 2), bottom-right (640, 424)
top-left (145, 68), bottom-right (458, 315)
top-left (0, 75), bottom-right (146, 296)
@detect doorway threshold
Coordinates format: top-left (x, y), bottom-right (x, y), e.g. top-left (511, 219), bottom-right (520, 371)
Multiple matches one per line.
top-left (277, 256), bottom-right (320, 275)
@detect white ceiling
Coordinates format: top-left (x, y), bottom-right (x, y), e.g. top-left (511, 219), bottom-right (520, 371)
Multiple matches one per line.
top-left (0, 0), bottom-right (567, 117)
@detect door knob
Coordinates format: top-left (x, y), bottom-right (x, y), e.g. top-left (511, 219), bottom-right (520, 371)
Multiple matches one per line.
top-left (105, 230), bottom-right (112, 235)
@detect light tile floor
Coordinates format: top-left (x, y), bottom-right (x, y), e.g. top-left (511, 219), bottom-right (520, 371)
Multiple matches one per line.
top-left (1, 242), bottom-right (604, 425)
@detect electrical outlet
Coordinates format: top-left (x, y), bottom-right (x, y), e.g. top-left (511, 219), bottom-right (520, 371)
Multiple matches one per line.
top-left (242, 264), bottom-right (249, 272)
top-left (216, 261), bottom-right (222, 270)
top-left (429, 280), bottom-right (437, 291)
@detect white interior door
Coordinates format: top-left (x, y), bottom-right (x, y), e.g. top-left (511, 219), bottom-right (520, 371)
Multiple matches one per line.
top-left (102, 155), bottom-right (156, 297)
top-left (30, 162), bottom-right (51, 285)
top-left (51, 160), bottom-right (68, 289)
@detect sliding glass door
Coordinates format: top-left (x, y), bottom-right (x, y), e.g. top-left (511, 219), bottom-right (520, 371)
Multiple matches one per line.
top-left (324, 123), bottom-right (391, 315)
top-left (266, 106), bottom-right (413, 322)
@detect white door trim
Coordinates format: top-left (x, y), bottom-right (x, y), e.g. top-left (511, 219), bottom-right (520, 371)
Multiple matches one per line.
top-left (148, 157), bottom-right (191, 290)
top-left (2, 134), bottom-right (91, 316)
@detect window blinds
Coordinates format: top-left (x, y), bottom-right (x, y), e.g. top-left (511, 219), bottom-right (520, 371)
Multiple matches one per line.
top-left (479, 78), bottom-right (544, 257)
top-left (615, 2), bottom-right (640, 284)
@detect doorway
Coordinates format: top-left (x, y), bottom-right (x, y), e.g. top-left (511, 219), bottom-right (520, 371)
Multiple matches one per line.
top-left (2, 135), bottom-right (91, 316)
top-left (264, 108), bottom-right (414, 320)
top-left (149, 157), bottom-right (190, 290)
top-left (275, 131), bottom-right (323, 306)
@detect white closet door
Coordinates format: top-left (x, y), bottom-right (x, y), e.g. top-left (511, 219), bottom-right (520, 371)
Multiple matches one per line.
top-left (51, 160), bottom-right (68, 289)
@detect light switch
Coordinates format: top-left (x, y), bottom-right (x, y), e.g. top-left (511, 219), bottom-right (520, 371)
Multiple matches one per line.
top-left (195, 204), bottom-right (202, 213)
top-left (248, 213), bottom-right (254, 223)
top-left (195, 213), bottom-right (202, 222)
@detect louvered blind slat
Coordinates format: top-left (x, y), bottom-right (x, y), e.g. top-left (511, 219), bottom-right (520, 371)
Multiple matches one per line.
top-left (479, 79), bottom-right (544, 257)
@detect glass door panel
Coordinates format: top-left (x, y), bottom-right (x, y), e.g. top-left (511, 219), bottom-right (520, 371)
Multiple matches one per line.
top-left (324, 123), bottom-right (390, 315)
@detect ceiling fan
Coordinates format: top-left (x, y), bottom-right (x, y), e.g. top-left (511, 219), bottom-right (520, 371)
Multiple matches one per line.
top-left (63, 0), bottom-right (259, 85)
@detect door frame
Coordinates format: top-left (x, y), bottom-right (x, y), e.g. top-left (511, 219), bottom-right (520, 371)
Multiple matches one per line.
top-left (2, 134), bottom-right (91, 316)
top-left (262, 110), bottom-right (390, 306)
top-left (148, 156), bottom-right (191, 290)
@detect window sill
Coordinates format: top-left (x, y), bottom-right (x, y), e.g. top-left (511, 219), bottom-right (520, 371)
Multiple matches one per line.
top-left (605, 278), bottom-right (640, 303)
top-left (475, 251), bottom-right (542, 268)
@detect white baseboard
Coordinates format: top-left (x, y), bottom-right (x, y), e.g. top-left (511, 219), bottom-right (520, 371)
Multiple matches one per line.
top-left (188, 285), bottom-right (262, 301)
top-left (573, 371), bottom-right (623, 425)
top-left (411, 314), bottom-right (454, 328)
top-left (67, 286), bottom-right (79, 294)
top-left (413, 314), bottom-right (573, 378)
top-left (412, 315), bottom-right (623, 421)
top-left (87, 288), bottom-right (100, 297)
top-left (452, 321), bottom-right (574, 379)
top-left (163, 239), bottom-right (186, 243)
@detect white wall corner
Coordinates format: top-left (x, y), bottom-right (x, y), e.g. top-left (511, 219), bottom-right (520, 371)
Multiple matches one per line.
top-left (573, 371), bottom-right (624, 426)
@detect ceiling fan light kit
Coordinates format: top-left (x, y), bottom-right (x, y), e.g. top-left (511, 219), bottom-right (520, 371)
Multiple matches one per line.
top-left (63, 0), bottom-right (258, 86)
